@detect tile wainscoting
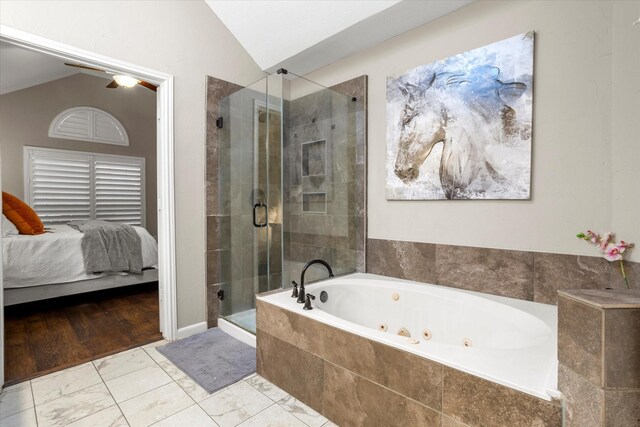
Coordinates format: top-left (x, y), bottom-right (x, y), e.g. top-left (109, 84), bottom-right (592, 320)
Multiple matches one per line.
top-left (256, 299), bottom-right (562, 427)
top-left (367, 238), bottom-right (639, 305)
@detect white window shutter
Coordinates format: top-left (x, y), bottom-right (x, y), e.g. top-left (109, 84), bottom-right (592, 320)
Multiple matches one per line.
top-left (24, 147), bottom-right (145, 227)
top-left (26, 148), bottom-right (92, 224)
top-left (48, 107), bottom-right (129, 146)
top-left (94, 156), bottom-right (145, 226)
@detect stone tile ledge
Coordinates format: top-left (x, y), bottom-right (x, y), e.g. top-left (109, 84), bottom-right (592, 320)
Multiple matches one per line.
top-left (558, 288), bottom-right (640, 309)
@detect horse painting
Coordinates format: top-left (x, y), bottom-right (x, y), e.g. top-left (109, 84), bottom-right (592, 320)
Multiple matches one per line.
top-left (386, 32), bottom-right (534, 200)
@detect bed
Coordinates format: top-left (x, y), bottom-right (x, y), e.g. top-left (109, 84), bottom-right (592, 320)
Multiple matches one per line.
top-left (3, 224), bottom-right (158, 305)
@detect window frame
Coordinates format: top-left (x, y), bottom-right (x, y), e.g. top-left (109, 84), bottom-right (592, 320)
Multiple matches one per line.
top-left (23, 146), bottom-right (146, 227)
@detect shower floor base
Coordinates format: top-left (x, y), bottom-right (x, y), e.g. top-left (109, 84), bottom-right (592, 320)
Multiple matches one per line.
top-left (218, 317), bottom-right (256, 348)
top-left (224, 309), bottom-right (256, 334)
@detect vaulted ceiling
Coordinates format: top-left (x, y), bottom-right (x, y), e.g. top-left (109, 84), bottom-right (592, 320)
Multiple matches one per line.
top-left (205, 0), bottom-right (474, 75)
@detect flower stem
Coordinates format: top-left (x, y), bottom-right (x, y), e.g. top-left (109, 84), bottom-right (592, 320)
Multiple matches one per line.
top-left (620, 260), bottom-right (630, 289)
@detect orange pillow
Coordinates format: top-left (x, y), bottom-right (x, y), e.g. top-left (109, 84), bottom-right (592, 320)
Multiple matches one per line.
top-left (2, 191), bottom-right (45, 235)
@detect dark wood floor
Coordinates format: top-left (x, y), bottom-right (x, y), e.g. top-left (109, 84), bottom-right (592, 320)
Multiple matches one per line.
top-left (4, 282), bottom-right (162, 386)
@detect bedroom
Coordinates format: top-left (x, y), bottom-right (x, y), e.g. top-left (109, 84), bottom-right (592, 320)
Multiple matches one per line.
top-left (0, 42), bottom-right (161, 385)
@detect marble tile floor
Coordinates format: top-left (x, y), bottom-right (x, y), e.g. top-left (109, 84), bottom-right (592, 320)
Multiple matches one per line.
top-left (0, 340), bottom-right (338, 427)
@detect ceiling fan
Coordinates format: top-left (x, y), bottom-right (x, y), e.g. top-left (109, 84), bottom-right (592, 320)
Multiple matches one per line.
top-left (64, 63), bottom-right (157, 92)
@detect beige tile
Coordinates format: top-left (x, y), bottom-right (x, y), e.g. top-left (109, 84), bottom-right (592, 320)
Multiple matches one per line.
top-left (323, 325), bottom-right (443, 410)
top-left (237, 404), bottom-right (306, 427)
top-left (442, 366), bottom-right (561, 427)
top-left (65, 405), bottom-right (128, 427)
top-left (199, 381), bottom-right (272, 427)
top-left (0, 382), bottom-right (33, 419)
top-left (157, 360), bottom-right (211, 402)
top-left (0, 408), bottom-right (37, 427)
top-left (605, 389), bottom-right (640, 427)
top-left (31, 363), bottom-right (102, 405)
top-left (366, 238), bottom-right (436, 283)
top-left (94, 348), bottom-right (156, 382)
top-left (278, 395), bottom-right (327, 427)
top-left (153, 404), bottom-right (218, 427)
top-left (322, 362), bottom-right (440, 427)
top-left (35, 383), bottom-right (115, 427)
top-left (435, 244), bottom-right (534, 300)
top-left (246, 375), bottom-right (289, 403)
top-left (119, 382), bottom-right (193, 427)
top-left (105, 364), bottom-right (172, 403)
top-left (604, 308), bottom-right (640, 388)
top-left (256, 330), bottom-right (324, 412)
top-left (441, 415), bottom-right (469, 426)
top-left (534, 252), bottom-right (609, 305)
top-left (558, 295), bottom-right (603, 386)
top-left (257, 299), bottom-right (325, 356)
top-left (559, 364), bottom-right (604, 427)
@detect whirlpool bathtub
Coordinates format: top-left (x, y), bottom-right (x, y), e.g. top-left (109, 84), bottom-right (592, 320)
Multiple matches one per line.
top-left (258, 272), bottom-right (559, 400)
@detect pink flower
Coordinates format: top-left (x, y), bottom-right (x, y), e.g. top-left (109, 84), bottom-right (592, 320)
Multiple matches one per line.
top-left (603, 243), bottom-right (623, 261)
top-left (586, 230), bottom-right (600, 244)
top-left (598, 232), bottom-right (612, 251)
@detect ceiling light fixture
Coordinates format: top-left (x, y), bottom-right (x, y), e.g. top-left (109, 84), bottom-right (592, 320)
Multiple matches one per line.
top-left (113, 75), bottom-right (140, 88)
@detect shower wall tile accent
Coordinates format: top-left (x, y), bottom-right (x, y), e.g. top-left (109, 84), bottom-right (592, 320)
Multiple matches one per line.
top-left (205, 76), bottom-right (242, 328)
top-left (256, 299), bottom-right (561, 427)
top-left (283, 76), bottom-right (367, 284)
top-left (557, 289), bottom-right (640, 426)
top-left (366, 238), bottom-right (639, 305)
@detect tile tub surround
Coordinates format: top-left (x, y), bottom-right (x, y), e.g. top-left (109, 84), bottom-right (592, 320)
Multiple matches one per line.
top-left (558, 289), bottom-right (640, 427)
top-left (256, 299), bottom-right (562, 427)
top-left (367, 238), bottom-right (639, 305)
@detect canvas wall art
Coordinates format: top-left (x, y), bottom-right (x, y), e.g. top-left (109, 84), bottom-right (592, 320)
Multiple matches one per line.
top-left (386, 32), bottom-right (534, 200)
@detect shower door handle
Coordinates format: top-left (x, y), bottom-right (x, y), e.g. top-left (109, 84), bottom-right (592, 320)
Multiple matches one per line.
top-left (252, 203), bottom-right (268, 227)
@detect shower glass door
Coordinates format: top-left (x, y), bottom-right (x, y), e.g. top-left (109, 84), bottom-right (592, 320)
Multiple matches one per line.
top-left (218, 76), bottom-right (283, 333)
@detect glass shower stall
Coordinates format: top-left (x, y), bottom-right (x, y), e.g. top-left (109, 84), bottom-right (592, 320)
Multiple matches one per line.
top-left (215, 71), bottom-right (359, 333)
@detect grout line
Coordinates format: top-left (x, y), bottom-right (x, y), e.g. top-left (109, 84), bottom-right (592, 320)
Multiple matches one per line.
top-left (236, 403), bottom-right (276, 426)
top-left (29, 381), bottom-right (39, 427)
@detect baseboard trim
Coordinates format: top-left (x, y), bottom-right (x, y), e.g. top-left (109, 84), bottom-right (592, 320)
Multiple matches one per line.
top-left (176, 321), bottom-right (207, 340)
top-left (218, 318), bottom-right (256, 348)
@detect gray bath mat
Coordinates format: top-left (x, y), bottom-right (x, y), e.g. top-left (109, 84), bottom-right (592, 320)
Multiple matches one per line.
top-left (157, 328), bottom-right (255, 393)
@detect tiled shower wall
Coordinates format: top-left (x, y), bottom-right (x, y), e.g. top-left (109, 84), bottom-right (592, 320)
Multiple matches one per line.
top-left (283, 76), bottom-right (367, 285)
top-left (206, 75), bottom-right (367, 327)
top-left (367, 238), bottom-right (639, 304)
top-left (205, 76), bottom-right (242, 328)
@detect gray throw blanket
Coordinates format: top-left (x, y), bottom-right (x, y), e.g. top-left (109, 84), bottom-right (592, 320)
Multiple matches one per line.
top-left (68, 220), bottom-right (143, 274)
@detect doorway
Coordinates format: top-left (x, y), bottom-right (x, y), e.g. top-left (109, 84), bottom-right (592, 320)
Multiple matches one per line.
top-left (0, 25), bottom-right (177, 388)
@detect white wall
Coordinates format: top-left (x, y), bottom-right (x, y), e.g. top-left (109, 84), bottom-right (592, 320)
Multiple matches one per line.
top-left (301, 0), bottom-right (640, 263)
top-left (0, 0), bottom-right (264, 328)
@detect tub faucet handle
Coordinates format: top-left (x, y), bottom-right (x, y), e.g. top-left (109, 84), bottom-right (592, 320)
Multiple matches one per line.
top-left (303, 293), bottom-right (316, 310)
top-left (297, 282), bottom-right (306, 304)
top-left (291, 281), bottom-right (299, 298)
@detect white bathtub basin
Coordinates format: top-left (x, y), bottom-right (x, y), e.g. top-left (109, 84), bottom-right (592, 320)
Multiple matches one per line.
top-left (258, 273), bottom-right (558, 400)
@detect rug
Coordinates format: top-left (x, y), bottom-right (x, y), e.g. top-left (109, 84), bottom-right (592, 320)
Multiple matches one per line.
top-left (157, 328), bottom-right (255, 393)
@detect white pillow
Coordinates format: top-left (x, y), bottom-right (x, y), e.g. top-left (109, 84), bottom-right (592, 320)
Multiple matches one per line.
top-left (2, 214), bottom-right (19, 237)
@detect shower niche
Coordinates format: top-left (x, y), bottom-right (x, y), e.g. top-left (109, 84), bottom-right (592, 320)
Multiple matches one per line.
top-left (206, 72), bottom-right (367, 334)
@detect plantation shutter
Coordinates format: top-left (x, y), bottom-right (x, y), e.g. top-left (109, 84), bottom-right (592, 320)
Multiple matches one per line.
top-left (25, 148), bottom-right (92, 224)
top-left (94, 156), bottom-right (145, 226)
top-left (24, 147), bottom-right (145, 227)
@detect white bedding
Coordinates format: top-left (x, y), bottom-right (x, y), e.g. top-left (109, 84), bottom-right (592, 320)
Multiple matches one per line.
top-left (3, 224), bottom-right (158, 289)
